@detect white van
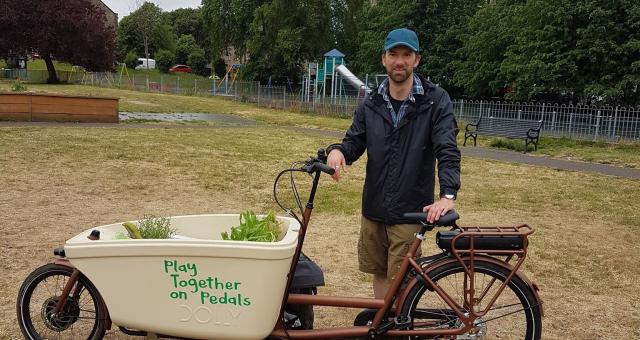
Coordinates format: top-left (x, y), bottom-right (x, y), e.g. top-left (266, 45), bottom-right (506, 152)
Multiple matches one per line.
top-left (135, 58), bottom-right (156, 70)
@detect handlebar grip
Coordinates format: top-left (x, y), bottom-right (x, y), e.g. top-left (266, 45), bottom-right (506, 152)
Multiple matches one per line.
top-left (402, 212), bottom-right (428, 221)
top-left (402, 210), bottom-right (459, 226)
top-left (314, 162), bottom-right (335, 175)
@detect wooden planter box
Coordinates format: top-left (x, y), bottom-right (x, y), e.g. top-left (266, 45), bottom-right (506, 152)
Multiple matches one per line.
top-left (0, 92), bottom-right (119, 123)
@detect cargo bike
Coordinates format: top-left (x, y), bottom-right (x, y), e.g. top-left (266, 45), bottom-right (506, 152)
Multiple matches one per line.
top-left (17, 149), bottom-right (543, 339)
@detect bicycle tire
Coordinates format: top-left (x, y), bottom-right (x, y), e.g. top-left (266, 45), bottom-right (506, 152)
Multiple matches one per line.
top-left (400, 260), bottom-right (542, 340)
top-left (17, 263), bottom-right (107, 340)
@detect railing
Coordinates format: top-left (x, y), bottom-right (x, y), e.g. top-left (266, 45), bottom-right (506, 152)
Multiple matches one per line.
top-left (454, 100), bottom-right (640, 142)
top-left (2, 70), bottom-right (638, 142)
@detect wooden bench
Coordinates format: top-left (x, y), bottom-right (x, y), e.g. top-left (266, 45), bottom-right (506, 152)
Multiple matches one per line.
top-left (463, 116), bottom-right (543, 153)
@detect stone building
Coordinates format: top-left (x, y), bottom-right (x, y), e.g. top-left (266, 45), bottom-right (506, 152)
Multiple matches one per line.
top-left (89, 0), bottom-right (118, 29)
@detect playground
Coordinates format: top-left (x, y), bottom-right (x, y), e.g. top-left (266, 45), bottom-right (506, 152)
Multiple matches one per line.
top-left (0, 100), bottom-right (639, 338)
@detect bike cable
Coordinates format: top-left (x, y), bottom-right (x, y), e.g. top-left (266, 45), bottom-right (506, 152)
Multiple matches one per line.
top-left (273, 162), bottom-right (306, 227)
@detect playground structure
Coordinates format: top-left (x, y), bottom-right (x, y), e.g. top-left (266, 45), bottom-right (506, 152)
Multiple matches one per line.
top-left (215, 63), bottom-right (242, 95)
top-left (301, 49), bottom-right (387, 104)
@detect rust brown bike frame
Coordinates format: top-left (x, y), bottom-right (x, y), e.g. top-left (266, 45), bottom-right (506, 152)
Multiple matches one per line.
top-left (270, 166), bottom-right (539, 339)
top-left (48, 158), bottom-right (540, 339)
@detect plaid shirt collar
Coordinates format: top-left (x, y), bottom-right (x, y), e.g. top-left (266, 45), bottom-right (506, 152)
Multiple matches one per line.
top-left (378, 74), bottom-right (424, 127)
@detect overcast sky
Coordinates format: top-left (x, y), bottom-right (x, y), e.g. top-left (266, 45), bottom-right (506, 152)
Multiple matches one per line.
top-left (102, 0), bottom-right (202, 20)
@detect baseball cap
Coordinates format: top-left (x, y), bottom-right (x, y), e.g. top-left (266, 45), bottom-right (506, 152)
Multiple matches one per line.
top-left (384, 28), bottom-right (420, 52)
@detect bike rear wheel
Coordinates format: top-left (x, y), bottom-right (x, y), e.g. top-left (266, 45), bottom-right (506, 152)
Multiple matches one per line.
top-left (17, 263), bottom-right (107, 340)
top-left (400, 260), bottom-right (541, 340)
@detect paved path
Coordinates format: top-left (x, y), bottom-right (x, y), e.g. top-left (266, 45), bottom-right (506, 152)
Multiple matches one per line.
top-left (2, 118), bottom-right (639, 180)
top-left (284, 126), bottom-right (640, 179)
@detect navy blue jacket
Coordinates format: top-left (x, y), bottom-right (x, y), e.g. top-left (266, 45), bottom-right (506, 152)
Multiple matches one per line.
top-left (328, 75), bottom-right (461, 224)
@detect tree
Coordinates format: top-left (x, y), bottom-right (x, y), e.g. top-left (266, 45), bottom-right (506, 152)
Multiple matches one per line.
top-left (175, 35), bottom-right (199, 65)
top-left (151, 23), bottom-right (177, 54)
top-left (124, 50), bottom-right (139, 69)
top-left (117, 4), bottom-right (176, 63)
top-left (163, 8), bottom-right (209, 59)
top-left (202, 0), bottom-right (269, 62)
top-left (569, 0), bottom-right (640, 105)
top-left (244, 0), bottom-right (333, 82)
top-left (155, 49), bottom-right (175, 73)
top-left (331, 0), bottom-right (365, 63)
top-left (134, 1), bottom-right (162, 71)
top-left (188, 49), bottom-right (208, 76)
top-left (496, 0), bottom-right (639, 104)
top-left (201, 0), bottom-right (235, 60)
top-left (213, 58), bottom-right (227, 78)
top-left (350, 0), bottom-right (415, 75)
top-left (409, 0), bottom-right (483, 96)
top-left (0, 0), bottom-right (19, 55)
top-left (163, 8), bottom-right (205, 45)
top-left (1, 0), bottom-right (115, 83)
top-left (452, 1), bottom-right (521, 98)
top-left (116, 15), bottom-right (138, 61)
top-left (499, 0), bottom-right (576, 101)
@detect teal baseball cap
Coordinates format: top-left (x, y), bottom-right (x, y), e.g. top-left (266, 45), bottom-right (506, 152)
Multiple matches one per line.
top-left (384, 28), bottom-right (420, 52)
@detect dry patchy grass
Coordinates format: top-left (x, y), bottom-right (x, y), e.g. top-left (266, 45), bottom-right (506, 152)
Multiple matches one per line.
top-left (0, 117), bottom-right (639, 339)
top-left (2, 81), bottom-right (638, 168)
top-left (0, 83), bottom-right (352, 132)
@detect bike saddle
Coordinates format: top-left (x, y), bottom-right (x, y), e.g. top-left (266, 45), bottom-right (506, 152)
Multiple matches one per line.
top-left (402, 210), bottom-right (459, 226)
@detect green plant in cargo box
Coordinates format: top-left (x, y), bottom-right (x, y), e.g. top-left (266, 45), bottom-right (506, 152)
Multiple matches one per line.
top-left (122, 215), bottom-right (176, 239)
top-left (221, 211), bottom-right (282, 242)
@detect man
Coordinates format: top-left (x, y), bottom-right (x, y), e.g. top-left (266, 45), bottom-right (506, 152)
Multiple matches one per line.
top-left (326, 28), bottom-right (461, 298)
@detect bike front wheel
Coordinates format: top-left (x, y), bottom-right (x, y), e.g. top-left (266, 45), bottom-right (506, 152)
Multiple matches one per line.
top-left (400, 260), bottom-right (542, 340)
top-left (17, 263), bottom-right (107, 340)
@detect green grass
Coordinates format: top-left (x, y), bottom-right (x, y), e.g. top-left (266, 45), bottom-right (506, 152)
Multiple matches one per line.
top-left (1, 81), bottom-right (638, 167)
top-left (1, 58), bottom-right (211, 81)
top-left (0, 59), bottom-right (77, 72)
top-left (479, 136), bottom-right (640, 168)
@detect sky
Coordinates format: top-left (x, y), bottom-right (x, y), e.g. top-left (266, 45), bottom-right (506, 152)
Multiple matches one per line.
top-left (101, 0), bottom-right (202, 20)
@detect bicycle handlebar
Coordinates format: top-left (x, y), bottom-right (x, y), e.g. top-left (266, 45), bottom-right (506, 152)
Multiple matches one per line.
top-left (300, 149), bottom-right (335, 175)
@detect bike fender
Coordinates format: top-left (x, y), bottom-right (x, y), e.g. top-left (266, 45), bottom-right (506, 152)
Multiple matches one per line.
top-left (397, 255), bottom-right (543, 316)
top-left (51, 258), bottom-right (113, 329)
top-left (52, 258), bottom-right (74, 268)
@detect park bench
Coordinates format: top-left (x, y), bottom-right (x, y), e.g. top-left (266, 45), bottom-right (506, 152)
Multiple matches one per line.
top-left (463, 116), bottom-right (543, 153)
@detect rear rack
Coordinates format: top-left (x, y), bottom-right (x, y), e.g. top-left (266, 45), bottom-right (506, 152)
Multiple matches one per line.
top-left (436, 224), bottom-right (534, 258)
top-left (458, 224), bottom-right (534, 236)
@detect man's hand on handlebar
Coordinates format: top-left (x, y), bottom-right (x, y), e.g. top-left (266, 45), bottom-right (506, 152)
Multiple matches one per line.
top-left (423, 198), bottom-right (455, 224)
top-left (327, 149), bottom-right (346, 181)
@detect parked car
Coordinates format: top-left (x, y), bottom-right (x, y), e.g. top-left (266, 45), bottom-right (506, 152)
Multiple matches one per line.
top-left (169, 65), bottom-right (192, 73)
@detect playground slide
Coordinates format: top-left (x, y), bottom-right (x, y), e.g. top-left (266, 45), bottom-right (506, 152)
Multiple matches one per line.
top-left (335, 64), bottom-right (370, 93)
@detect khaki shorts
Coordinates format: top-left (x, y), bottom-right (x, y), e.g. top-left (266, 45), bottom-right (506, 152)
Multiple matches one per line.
top-left (358, 216), bottom-right (422, 281)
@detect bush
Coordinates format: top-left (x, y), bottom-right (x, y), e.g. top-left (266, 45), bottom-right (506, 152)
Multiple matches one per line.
top-left (214, 58), bottom-right (227, 78)
top-left (175, 34), bottom-right (198, 65)
top-left (124, 50), bottom-right (138, 69)
top-left (188, 48), bottom-right (208, 76)
top-left (155, 49), bottom-right (175, 73)
top-left (10, 81), bottom-right (27, 92)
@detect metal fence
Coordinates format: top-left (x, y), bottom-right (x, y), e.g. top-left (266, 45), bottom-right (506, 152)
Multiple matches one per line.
top-left (3, 70), bottom-right (639, 142)
top-left (454, 100), bottom-right (640, 142)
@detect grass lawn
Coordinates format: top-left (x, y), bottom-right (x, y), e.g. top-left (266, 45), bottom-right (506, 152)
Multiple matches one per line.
top-left (1, 58), bottom-right (212, 82)
top-left (1, 81), bottom-right (638, 167)
top-left (468, 135), bottom-right (640, 168)
top-left (0, 125), bottom-right (638, 339)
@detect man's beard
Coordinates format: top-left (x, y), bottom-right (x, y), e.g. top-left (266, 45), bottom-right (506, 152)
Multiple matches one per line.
top-left (388, 68), bottom-right (412, 84)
